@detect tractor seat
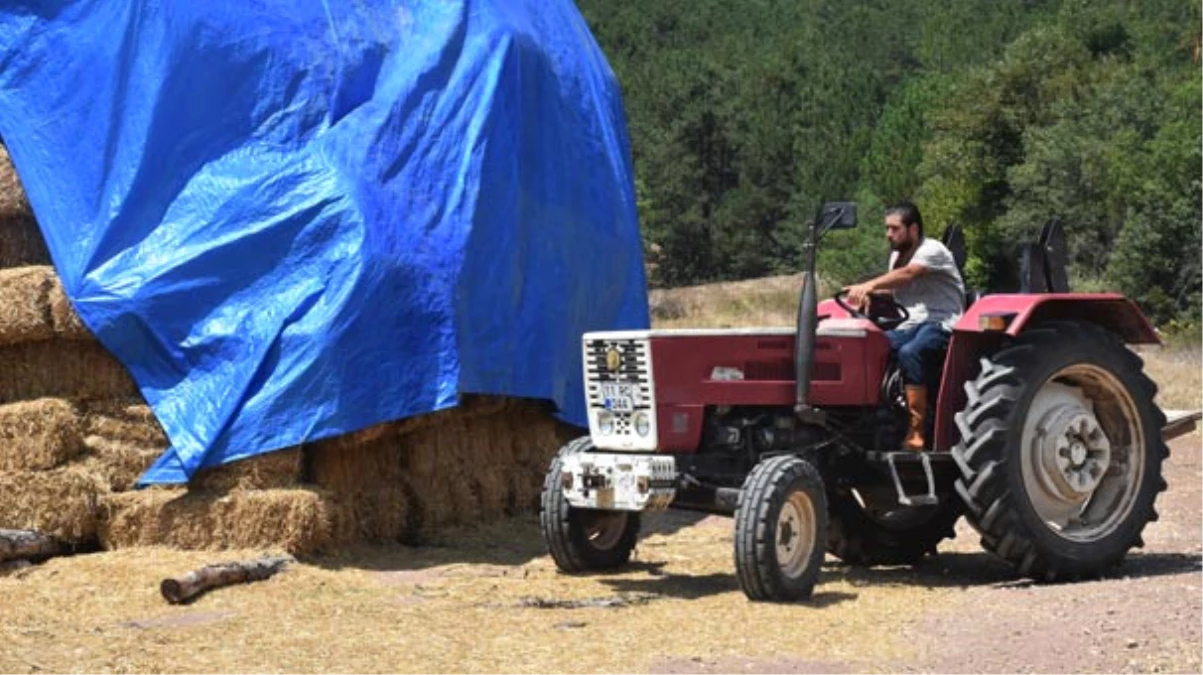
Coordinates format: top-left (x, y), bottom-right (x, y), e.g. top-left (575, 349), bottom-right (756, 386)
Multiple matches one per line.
top-left (940, 224), bottom-right (980, 310)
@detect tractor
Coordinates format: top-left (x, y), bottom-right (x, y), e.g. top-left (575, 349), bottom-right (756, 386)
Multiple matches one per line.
top-left (540, 201), bottom-right (1191, 602)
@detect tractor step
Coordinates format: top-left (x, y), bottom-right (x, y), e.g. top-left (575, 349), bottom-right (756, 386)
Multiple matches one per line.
top-left (865, 451), bottom-right (955, 507)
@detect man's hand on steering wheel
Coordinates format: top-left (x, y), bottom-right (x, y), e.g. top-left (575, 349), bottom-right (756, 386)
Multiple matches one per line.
top-left (843, 282), bottom-right (875, 311)
top-left (834, 287), bottom-right (911, 330)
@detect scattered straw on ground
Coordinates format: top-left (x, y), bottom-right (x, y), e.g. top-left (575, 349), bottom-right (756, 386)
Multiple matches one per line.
top-left (100, 486), bottom-right (337, 555)
top-left (0, 398), bottom-right (83, 471)
top-left (0, 467), bottom-right (104, 542)
top-left (0, 514), bottom-right (978, 674)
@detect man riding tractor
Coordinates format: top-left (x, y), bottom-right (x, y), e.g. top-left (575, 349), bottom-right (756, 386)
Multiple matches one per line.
top-left (843, 201), bottom-right (965, 451)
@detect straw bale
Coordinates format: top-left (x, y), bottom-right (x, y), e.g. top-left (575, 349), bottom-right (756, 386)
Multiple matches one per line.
top-left (99, 486), bottom-right (337, 555)
top-left (80, 436), bottom-right (163, 492)
top-left (0, 341), bottom-right (139, 403)
top-left (0, 266), bottom-right (55, 346)
top-left (191, 447), bottom-right (303, 491)
top-left (0, 398), bottom-right (84, 470)
top-left (0, 145), bottom-right (50, 269)
top-left (307, 424), bottom-right (415, 542)
top-left (80, 399), bottom-right (166, 448)
top-left (75, 399), bottom-right (167, 491)
top-left (47, 277), bottom-right (92, 340)
top-left (0, 467), bottom-right (104, 542)
top-left (308, 396), bottom-right (568, 541)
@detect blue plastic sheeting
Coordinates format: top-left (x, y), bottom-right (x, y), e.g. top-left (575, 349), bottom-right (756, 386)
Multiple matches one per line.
top-left (0, 1), bottom-right (648, 484)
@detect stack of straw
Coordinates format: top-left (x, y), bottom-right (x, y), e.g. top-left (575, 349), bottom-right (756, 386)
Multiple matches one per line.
top-left (0, 144), bottom-right (577, 556)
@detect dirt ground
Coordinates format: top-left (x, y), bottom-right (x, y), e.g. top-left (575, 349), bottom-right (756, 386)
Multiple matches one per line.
top-left (0, 435), bottom-right (1198, 674)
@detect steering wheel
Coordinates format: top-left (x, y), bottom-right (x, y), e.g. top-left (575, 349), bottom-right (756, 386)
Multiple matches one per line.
top-left (834, 289), bottom-right (910, 331)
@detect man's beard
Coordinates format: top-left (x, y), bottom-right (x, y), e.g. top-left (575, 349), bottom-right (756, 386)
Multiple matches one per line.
top-left (889, 238), bottom-right (912, 253)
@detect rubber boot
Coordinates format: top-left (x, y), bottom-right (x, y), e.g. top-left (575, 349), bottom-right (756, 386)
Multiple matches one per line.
top-left (904, 385), bottom-right (928, 451)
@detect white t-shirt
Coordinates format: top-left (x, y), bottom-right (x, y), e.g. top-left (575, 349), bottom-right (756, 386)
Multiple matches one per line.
top-left (887, 237), bottom-right (965, 331)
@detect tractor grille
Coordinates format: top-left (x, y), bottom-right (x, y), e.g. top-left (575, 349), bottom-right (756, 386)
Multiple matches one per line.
top-left (584, 337), bottom-right (653, 410)
top-left (583, 336), bottom-right (656, 449)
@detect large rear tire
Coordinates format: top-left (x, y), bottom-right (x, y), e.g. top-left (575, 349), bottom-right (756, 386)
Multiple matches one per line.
top-left (734, 455), bottom-right (828, 601)
top-left (826, 489), bottom-right (962, 565)
top-left (952, 321), bottom-right (1168, 581)
top-left (540, 438), bottom-right (641, 573)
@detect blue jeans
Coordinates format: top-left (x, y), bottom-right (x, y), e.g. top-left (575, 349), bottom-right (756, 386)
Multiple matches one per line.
top-left (886, 322), bottom-right (951, 389)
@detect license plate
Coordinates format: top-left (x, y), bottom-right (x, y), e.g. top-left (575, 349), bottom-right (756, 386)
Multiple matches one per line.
top-left (600, 382), bottom-right (639, 412)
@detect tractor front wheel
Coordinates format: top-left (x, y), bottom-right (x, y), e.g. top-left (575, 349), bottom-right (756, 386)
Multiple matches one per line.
top-left (540, 438), bottom-right (641, 573)
top-left (734, 455), bottom-right (828, 601)
top-left (952, 321), bottom-right (1168, 581)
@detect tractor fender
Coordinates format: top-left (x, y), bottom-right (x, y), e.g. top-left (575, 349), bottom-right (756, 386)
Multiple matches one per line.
top-left (933, 293), bottom-right (1159, 451)
top-left (952, 293), bottom-right (1159, 343)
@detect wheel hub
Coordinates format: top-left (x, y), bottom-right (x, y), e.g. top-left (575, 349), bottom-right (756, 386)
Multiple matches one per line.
top-left (775, 495), bottom-right (816, 578)
top-left (1037, 406), bottom-right (1111, 499)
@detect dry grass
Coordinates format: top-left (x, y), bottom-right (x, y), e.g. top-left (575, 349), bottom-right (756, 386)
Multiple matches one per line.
top-left (1134, 343), bottom-right (1203, 412)
top-left (649, 273), bottom-right (813, 329)
top-left (0, 515), bottom-right (956, 674)
top-left (0, 398), bottom-right (84, 471)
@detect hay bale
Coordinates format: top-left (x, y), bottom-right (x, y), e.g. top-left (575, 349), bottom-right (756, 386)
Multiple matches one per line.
top-left (307, 424), bottom-right (415, 543)
top-left (0, 341), bottom-right (139, 403)
top-left (0, 468), bottom-right (104, 542)
top-left (76, 399), bottom-right (167, 491)
top-left (99, 486), bottom-right (337, 555)
top-left (191, 448), bottom-right (304, 491)
top-left (0, 266), bottom-right (55, 346)
top-left (47, 277), bottom-right (92, 340)
top-left (0, 398), bottom-right (84, 470)
top-left (0, 145), bottom-right (51, 269)
top-left (80, 436), bottom-right (163, 492)
top-left (307, 396), bottom-right (568, 542)
top-left (80, 399), bottom-right (166, 447)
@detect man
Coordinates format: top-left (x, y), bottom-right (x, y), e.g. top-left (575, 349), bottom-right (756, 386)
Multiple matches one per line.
top-left (843, 201), bottom-right (964, 451)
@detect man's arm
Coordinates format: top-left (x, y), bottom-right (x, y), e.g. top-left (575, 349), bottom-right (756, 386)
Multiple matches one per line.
top-left (843, 263), bottom-right (928, 308)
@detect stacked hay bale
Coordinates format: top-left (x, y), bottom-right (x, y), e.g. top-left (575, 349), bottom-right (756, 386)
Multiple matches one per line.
top-left (0, 146), bottom-right (576, 556)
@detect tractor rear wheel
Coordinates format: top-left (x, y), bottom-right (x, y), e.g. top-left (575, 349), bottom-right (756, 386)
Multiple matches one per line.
top-left (826, 489), bottom-right (963, 565)
top-left (540, 438), bottom-right (641, 573)
top-left (734, 455), bottom-right (828, 601)
top-left (952, 321), bottom-right (1168, 581)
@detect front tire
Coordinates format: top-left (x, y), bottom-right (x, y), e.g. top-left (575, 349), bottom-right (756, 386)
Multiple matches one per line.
top-left (734, 455), bottom-right (828, 601)
top-left (540, 438), bottom-right (641, 573)
top-left (952, 321), bottom-right (1168, 581)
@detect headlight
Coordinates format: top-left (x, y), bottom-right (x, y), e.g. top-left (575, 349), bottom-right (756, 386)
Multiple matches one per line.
top-left (597, 411), bottom-right (615, 435)
top-left (634, 411), bottom-right (651, 437)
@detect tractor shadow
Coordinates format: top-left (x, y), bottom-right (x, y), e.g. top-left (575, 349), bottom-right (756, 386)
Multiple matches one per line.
top-left (598, 549), bottom-right (1202, 603)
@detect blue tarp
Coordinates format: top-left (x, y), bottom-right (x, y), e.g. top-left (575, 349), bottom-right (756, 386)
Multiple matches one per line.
top-left (0, 1), bottom-right (648, 484)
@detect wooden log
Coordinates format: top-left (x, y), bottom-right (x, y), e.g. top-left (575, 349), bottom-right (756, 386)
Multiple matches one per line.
top-left (0, 528), bottom-right (60, 562)
top-left (160, 555), bottom-right (292, 604)
top-left (0, 559), bottom-right (33, 577)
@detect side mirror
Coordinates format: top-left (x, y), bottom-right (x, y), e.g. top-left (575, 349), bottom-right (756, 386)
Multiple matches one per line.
top-left (817, 201), bottom-right (857, 234)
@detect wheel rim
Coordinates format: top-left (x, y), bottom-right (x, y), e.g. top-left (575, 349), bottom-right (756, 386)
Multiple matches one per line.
top-left (776, 491), bottom-right (817, 578)
top-left (582, 510), bottom-right (628, 550)
top-left (1020, 365), bottom-right (1145, 542)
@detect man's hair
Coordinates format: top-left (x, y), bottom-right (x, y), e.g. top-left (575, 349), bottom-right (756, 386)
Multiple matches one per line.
top-left (886, 201), bottom-right (924, 237)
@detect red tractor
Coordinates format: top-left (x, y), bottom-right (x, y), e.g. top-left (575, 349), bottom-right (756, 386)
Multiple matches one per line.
top-left (541, 202), bottom-right (1190, 602)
